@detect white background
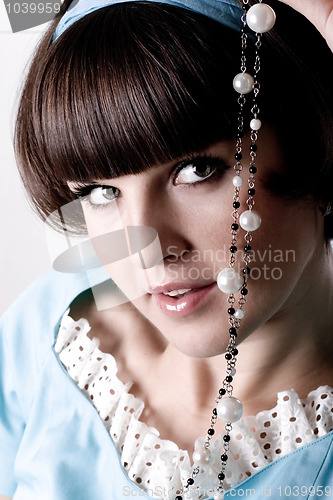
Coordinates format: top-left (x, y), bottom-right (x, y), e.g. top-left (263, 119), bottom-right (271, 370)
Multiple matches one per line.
top-left (0, 5), bottom-right (51, 314)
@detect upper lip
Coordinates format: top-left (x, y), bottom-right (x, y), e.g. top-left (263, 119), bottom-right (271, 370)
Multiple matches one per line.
top-left (148, 282), bottom-right (215, 294)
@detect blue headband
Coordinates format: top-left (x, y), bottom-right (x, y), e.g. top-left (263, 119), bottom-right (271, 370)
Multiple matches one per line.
top-left (53, 0), bottom-right (242, 42)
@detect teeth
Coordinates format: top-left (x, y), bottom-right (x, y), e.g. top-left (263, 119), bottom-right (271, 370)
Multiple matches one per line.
top-left (163, 288), bottom-right (192, 297)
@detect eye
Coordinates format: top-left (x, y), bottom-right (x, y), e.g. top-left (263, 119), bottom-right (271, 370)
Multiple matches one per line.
top-left (89, 186), bottom-right (119, 205)
top-left (174, 159), bottom-right (219, 185)
top-left (86, 186), bottom-right (119, 206)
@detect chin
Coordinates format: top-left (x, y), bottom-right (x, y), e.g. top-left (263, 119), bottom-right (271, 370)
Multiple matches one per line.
top-left (161, 324), bottom-right (231, 358)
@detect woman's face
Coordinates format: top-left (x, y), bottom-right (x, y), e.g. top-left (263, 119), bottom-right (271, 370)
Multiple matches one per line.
top-left (68, 129), bottom-right (323, 357)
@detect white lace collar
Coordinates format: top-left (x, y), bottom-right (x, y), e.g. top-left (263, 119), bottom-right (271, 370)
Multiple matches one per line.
top-left (55, 310), bottom-right (333, 500)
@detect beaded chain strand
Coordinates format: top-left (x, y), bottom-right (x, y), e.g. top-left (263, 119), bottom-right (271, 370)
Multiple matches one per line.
top-left (175, 2), bottom-right (276, 500)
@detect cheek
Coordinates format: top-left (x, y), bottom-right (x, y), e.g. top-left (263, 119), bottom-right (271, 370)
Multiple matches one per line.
top-left (233, 196), bottom-right (319, 332)
top-left (169, 176), bottom-right (237, 253)
top-left (254, 192), bottom-right (317, 272)
top-left (83, 203), bottom-right (127, 269)
top-left (84, 207), bottom-right (166, 300)
top-left (83, 203), bottom-right (124, 238)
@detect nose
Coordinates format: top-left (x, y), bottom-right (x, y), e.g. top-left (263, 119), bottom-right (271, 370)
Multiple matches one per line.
top-left (121, 184), bottom-right (190, 267)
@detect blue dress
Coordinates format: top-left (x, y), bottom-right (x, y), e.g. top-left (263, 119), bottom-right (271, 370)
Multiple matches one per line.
top-left (1, 270), bottom-right (333, 499)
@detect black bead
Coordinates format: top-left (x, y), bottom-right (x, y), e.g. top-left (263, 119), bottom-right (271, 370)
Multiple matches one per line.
top-left (233, 201), bottom-right (240, 209)
top-left (250, 144), bottom-right (258, 152)
top-left (228, 307), bottom-right (235, 315)
top-left (241, 288), bottom-right (248, 296)
top-left (248, 188), bottom-right (256, 196)
top-left (229, 327), bottom-right (237, 336)
top-left (226, 375), bottom-right (233, 383)
top-left (223, 434), bottom-right (231, 442)
top-left (235, 153), bottom-right (242, 161)
top-left (231, 223), bottom-right (239, 231)
top-left (225, 353), bottom-right (232, 361)
top-left (249, 166), bottom-right (257, 174)
top-left (218, 472), bottom-right (225, 481)
top-left (208, 428), bottom-right (215, 436)
top-left (187, 478), bottom-right (194, 485)
top-left (213, 408), bottom-right (217, 416)
top-left (175, 497), bottom-right (183, 500)
top-left (219, 388), bottom-right (226, 396)
top-left (230, 246), bottom-right (237, 254)
top-left (221, 454), bottom-right (229, 462)
top-left (244, 245), bottom-right (252, 253)
top-left (243, 266), bottom-right (251, 275)
top-left (231, 348), bottom-right (239, 356)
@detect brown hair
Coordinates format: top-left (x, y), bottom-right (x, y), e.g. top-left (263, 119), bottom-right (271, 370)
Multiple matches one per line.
top-left (15, 0), bottom-right (333, 237)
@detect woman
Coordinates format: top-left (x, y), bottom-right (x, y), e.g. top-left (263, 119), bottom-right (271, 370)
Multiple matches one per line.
top-left (1, 0), bottom-right (333, 499)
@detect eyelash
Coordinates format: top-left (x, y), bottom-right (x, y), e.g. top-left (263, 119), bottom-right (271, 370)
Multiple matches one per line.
top-left (70, 186), bottom-right (118, 212)
top-left (173, 154), bottom-right (229, 186)
top-left (70, 154), bottom-right (230, 209)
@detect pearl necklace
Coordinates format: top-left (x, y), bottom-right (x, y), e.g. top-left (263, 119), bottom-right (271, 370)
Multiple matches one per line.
top-left (176, 3), bottom-right (276, 500)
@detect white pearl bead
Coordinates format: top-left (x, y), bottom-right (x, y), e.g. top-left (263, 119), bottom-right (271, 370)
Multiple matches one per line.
top-left (233, 175), bottom-right (244, 187)
top-left (214, 491), bottom-right (224, 500)
top-left (239, 210), bottom-right (261, 232)
top-left (217, 268), bottom-right (243, 294)
top-left (234, 308), bottom-right (245, 320)
top-left (250, 118), bottom-right (262, 131)
top-left (217, 397), bottom-right (243, 423)
top-left (246, 4), bottom-right (276, 33)
top-left (192, 447), bottom-right (211, 465)
top-left (233, 72), bottom-right (254, 94)
top-left (228, 368), bottom-right (236, 377)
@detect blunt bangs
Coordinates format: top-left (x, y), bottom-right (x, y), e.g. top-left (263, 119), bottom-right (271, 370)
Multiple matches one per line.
top-left (15, 1), bottom-right (333, 238)
top-left (15, 2), bottom-right (239, 221)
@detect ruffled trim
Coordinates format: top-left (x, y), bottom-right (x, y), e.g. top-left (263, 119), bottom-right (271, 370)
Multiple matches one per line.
top-left (55, 311), bottom-right (333, 500)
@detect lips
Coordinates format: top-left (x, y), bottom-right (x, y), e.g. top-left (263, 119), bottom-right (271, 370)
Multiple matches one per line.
top-left (149, 282), bottom-right (217, 317)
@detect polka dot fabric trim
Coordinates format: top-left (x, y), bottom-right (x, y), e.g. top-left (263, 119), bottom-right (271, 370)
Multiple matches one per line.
top-left (55, 311), bottom-right (333, 500)
top-left (224, 387), bottom-right (333, 485)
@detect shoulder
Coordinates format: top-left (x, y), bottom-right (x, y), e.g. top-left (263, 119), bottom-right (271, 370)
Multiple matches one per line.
top-left (0, 270), bottom-right (94, 388)
top-left (0, 270), bottom-right (99, 417)
top-left (1, 269), bottom-right (92, 348)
